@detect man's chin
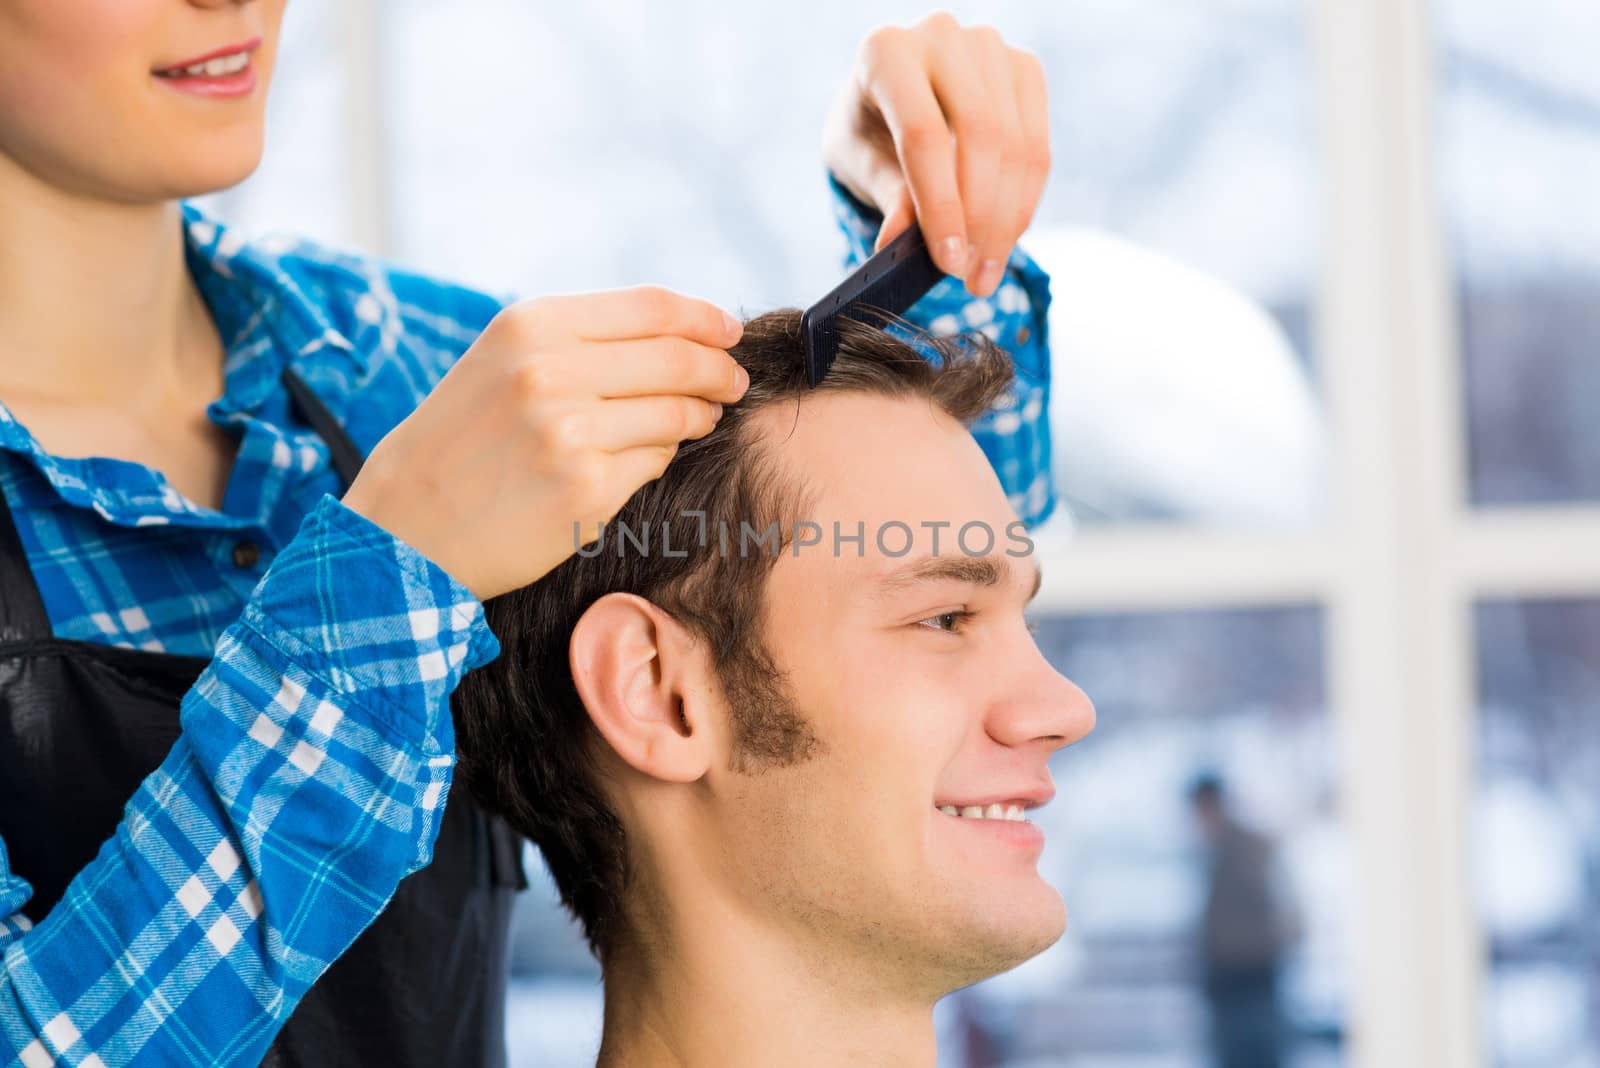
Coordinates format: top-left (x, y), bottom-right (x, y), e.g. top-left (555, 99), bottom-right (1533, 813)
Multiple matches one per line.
top-left (931, 886), bottom-right (1067, 992)
top-left (994, 889), bottom-right (1068, 968)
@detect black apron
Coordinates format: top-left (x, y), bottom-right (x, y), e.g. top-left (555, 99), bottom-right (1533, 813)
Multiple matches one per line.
top-left (0, 368), bottom-right (527, 1067)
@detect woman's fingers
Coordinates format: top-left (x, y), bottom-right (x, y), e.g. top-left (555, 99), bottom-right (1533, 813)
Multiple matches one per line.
top-left (1010, 47), bottom-right (1052, 248)
top-left (873, 184), bottom-right (918, 253)
top-left (341, 286), bottom-right (750, 602)
top-left (962, 28), bottom-right (1029, 297)
top-left (575, 334), bottom-right (748, 404)
top-left (582, 394), bottom-right (724, 452)
top-left (831, 18), bottom-right (1054, 294)
top-left (923, 18), bottom-right (1010, 294)
top-left (605, 444), bottom-right (682, 504)
top-left (525, 285), bottom-right (743, 347)
top-left (860, 28), bottom-right (968, 276)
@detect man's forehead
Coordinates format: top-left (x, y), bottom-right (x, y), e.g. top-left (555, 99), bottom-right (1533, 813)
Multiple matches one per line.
top-left (745, 392), bottom-right (1030, 598)
top-left (748, 393), bottom-right (1011, 513)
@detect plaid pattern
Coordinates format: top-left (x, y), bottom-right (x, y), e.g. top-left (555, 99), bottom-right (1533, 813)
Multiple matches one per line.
top-left (0, 205), bottom-right (502, 1067)
top-left (0, 178), bottom-right (1054, 1066)
top-left (0, 501), bottom-right (494, 1066)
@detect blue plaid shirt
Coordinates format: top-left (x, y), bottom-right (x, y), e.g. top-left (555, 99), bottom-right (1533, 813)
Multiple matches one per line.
top-left (0, 178), bottom-right (1053, 1066)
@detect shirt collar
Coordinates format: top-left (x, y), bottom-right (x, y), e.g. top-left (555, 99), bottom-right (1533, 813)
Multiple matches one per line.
top-left (181, 201), bottom-right (371, 383)
top-left (0, 205), bottom-right (374, 525)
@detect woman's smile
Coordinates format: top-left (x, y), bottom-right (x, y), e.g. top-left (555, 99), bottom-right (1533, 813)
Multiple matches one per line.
top-left (153, 36), bottom-right (260, 99)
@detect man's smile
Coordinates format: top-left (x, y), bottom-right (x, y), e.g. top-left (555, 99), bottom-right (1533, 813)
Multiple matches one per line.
top-left (932, 796), bottom-right (1050, 852)
top-left (937, 802), bottom-right (1029, 822)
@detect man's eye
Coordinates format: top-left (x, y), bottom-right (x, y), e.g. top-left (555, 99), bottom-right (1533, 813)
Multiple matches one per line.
top-left (918, 610), bottom-right (974, 633)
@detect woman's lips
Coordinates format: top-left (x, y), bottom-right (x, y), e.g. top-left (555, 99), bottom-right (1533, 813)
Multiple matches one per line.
top-left (153, 38), bottom-right (260, 99)
top-left (153, 59), bottom-right (257, 100)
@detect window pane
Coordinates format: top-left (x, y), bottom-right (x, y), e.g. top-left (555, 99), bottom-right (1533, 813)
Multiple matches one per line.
top-left (501, 604), bottom-right (1347, 1067)
top-left (1440, 1), bottom-right (1600, 506)
top-left (387, 0), bottom-right (1326, 531)
top-left (1029, 2), bottom-right (1325, 531)
top-left (1475, 598), bottom-right (1600, 1066)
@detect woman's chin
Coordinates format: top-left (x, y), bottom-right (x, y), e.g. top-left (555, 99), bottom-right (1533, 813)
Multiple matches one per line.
top-left (155, 144), bottom-right (264, 201)
top-left (184, 166), bottom-right (260, 200)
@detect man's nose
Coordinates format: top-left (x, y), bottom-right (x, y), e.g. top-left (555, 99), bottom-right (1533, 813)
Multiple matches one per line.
top-left (985, 639), bottom-right (1096, 753)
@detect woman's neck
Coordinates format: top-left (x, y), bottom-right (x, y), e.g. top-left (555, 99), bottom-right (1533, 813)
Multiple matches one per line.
top-left (0, 152), bottom-right (216, 407)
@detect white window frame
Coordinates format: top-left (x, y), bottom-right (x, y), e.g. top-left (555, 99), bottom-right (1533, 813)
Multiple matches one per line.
top-left (341, 0), bottom-right (391, 258)
top-left (339, 3), bottom-right (1600, 1065)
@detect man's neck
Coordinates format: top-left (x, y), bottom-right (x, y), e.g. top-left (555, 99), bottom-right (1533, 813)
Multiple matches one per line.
top-left (0, 153), bottom-right (213, 407)
top-left (595, 907), bottom-right (940, 1068)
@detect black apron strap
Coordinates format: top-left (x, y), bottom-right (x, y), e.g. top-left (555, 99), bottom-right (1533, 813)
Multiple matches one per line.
top-left (0, 469), bottom-right (59, 642)
top-left (281, 367), bottom-right (365, 491)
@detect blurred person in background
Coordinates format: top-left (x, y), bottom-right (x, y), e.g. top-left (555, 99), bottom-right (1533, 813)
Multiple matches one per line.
top-left (0, 1), bottom-right (1055, 1065)
top-left (1189, 773), bottom-right (1303, 1068)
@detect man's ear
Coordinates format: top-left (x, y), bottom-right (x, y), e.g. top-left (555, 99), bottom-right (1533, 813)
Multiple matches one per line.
top-left (569, 592), bottom-right (714, 784)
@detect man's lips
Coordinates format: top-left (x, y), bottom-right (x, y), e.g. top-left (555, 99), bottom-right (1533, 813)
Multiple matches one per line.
top-left (933, 784), bottom-right (1051, 852)
top-left (933, 787), bottom-right (1054, 814)
top-left (934, 800), bottom-right (1047, 850)
top-left (937, 800), bottom-right (1033, 822)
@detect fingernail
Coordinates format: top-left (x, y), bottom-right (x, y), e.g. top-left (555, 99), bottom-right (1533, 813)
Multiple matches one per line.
top-left (939, 236), bottom-right (968, 275)
top-left (711, 403), bottom-right (724, 421)
top-left (975, 258), bottom-right (1005, 296)
top-left (735, 365), bottom-right (749, 393)
top-left (723, 311), bottom-right (743, 338)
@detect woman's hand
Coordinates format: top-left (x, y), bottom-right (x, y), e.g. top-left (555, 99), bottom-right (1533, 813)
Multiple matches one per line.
top-left (821, 13), bottom-right (1051, 298)
top-left (341, 286), bottom-right (748, 602)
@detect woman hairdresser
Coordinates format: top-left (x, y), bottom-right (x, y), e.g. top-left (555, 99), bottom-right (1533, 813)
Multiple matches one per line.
top-left (0, 1), bottom-right (1051, 1065)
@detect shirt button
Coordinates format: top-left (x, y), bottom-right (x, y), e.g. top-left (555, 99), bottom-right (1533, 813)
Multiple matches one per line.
top-left (1017, 325), bottom-right (1031, 344)
top-left (231, 540), bottom-right (261, 569)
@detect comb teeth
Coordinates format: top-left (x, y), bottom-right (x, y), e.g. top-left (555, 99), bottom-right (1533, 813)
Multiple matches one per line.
top-left (821, 320), bottom-right (839, 378)
top-left (801, 305), bottom-right (841, 387)
top-left (800, 221), bottom-right (946, 388)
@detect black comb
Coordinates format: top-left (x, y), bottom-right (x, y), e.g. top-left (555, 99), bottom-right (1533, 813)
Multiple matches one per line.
top-left (801, 221), bottom-right (947, 388)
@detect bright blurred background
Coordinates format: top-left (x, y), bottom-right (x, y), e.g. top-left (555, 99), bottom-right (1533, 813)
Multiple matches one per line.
top-left (204, 1), bottom-right (1599, 1066)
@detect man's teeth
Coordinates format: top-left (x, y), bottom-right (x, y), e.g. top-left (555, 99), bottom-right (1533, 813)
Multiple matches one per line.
top-left (173, 52), bottom-right (249, 77)
top-left (939, 803), bottom-right (1026, 822)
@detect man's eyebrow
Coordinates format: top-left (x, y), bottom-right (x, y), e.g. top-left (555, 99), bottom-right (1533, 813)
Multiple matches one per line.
top-left (874, 556), bottom-right (1044, 601)
top-left (876, 556), bottom-right (1002, 595)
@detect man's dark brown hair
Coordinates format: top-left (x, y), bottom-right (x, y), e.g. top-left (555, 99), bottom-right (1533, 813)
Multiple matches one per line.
top-left (451, 307), bottom-right (1014, 962)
